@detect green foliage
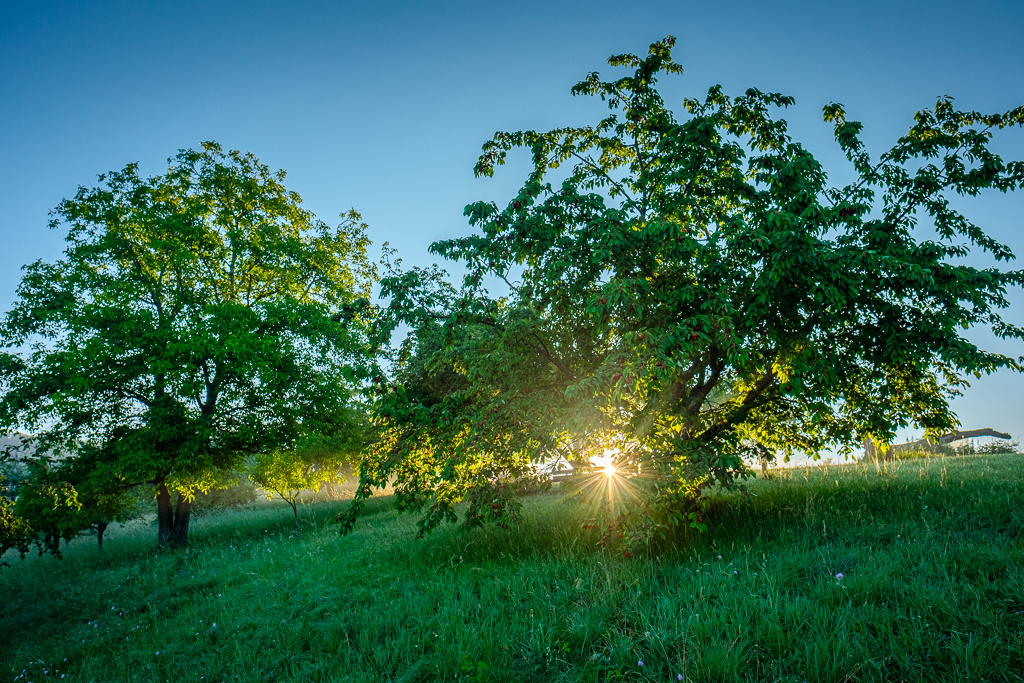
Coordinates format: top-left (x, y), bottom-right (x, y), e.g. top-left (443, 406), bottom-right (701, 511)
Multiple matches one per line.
top-left (2, 435), bottom-right (140, 556)
top-left (3, 455), bottom-right (1024, 681)
top-left (0, 475), bottom-right (30, 567)
top-left (11, 465), bottom-right (82, 556)
top-left (976, 439), bottom-right (1021, 454)
top-left (12, 451), bottom-right (137, 555)
top-left (894, 438), bottom-right (1021, 459)
top-left (248, 448), bottom-right (342, 532)
top-left (0, 142), bottom-right (377, 548)
top-left (249, 411), bottom-right (368, 531)
top-left (460, 654), bottom-right (491, 682)
top-left (346, 36), bottom-right (1024, 540)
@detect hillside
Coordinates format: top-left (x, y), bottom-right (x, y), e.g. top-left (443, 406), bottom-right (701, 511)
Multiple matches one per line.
top-left (2, 453), bottom-right (1023, 682)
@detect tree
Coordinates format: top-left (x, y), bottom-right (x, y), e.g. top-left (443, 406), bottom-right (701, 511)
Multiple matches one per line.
top-left (13, 446), bottom-right (138, 553)
top-left (0, 475), bottom-right (30, 568)
top-left (250, 409), bottom-right (369, 534)
top-left (342, 37), bottom-right (1024, 542)
top-left (0, 142), bottom-right (376, 548)
top-left (10, 463), bottom-right (82, 555)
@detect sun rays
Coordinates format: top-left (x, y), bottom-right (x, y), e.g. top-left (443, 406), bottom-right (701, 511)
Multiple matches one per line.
top-left (561, 448), bottom-right (649, 520)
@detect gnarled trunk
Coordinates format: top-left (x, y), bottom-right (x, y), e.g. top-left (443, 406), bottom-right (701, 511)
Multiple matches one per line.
top-left (156, 483), bottom-right (193, 548)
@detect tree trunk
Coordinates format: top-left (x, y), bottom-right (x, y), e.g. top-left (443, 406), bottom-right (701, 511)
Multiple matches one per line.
top-left (291, 501), bottom-right (300, 535)
top-left (864, 438), bottom-right (878, 462)
top-left (157, 483), bottom-right (173, 548)
top-left (96, 521), bottom-right (107, 550)
top-left (864, 438), bottom-right (894, 463)
top-left (167, 493), bottom-right (192, 547)
top-left (157, 483), bottom-right (193, 548)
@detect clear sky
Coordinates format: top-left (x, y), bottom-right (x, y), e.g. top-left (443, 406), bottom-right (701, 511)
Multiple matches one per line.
top-left (2, 0), bottom-right (1022, 444)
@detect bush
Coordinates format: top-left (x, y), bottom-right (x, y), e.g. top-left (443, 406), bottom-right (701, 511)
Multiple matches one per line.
top-left (975, 439), bottom-right (1020, 455)
top-left (893, 438), bottom-right (1020, 459)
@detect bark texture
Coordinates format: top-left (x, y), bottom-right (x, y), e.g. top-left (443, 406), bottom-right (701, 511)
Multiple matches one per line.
top-left (156, 482), bottom-right (193, 548)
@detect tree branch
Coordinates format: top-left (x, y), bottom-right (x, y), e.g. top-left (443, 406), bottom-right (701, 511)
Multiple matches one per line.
top-left (697, 364), bottom-right (776, 442)
top-left (570, 151), bottom-right (635, 204)
top-left (629, 355), bottom-right (706, 443)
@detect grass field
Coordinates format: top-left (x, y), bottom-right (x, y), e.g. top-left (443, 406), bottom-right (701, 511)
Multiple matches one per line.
top-left (2, 453), bottom-right (1023, 682)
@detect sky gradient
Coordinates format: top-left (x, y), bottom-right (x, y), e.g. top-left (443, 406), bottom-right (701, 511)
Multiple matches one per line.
top-left (2, 0), bottom-right (1023, 446)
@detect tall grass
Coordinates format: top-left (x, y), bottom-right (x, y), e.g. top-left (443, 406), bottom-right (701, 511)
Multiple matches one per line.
top-left (2, 453), bottom-right (1023, 682)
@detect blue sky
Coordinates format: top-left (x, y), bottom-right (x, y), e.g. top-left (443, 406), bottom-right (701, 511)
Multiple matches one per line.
top-left (2, 0), bottom-right (1022, 443)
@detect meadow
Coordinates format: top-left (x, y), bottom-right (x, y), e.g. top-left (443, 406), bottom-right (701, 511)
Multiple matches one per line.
top-left (2, 453), bottom-right (1023, 682)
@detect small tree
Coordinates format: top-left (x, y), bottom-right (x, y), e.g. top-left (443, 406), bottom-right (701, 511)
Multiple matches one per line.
top-left (11, 465), bottom-right (81, 555)
top-left (343, 37), bottom-right (1024, 542)
top-left (13, 449), bottom-right (138, 553)
top-left (0, 143), bottom-right (376, 548)
top-left (250, 429), bottom-right (363, 534)
top-left (0, 475), bottom-right (30, 568)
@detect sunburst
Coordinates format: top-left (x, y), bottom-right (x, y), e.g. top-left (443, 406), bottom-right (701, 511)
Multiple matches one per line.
top-left (591, 449), bottom-right (618, 477)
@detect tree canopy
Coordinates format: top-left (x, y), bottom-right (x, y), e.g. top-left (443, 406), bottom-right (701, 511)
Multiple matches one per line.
top-left (342, 37), bottom-right (1024, 542)
top-left (0, 142), bottom-right (376, 548)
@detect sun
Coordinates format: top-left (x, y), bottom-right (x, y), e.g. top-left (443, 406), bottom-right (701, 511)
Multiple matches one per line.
top-left (591, 449), bottom-right (618, 476)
